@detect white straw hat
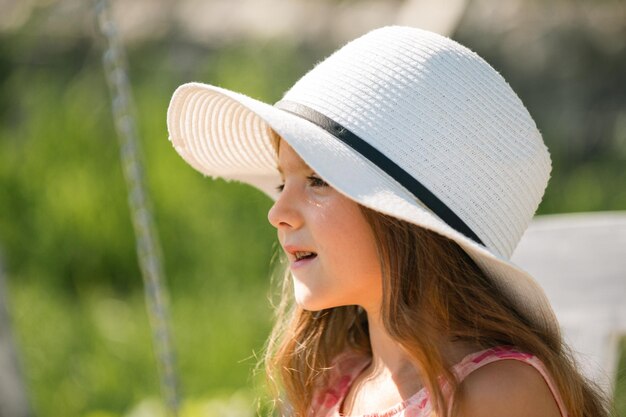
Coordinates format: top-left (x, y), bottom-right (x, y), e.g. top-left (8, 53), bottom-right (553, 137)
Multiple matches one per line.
top-left (166, 25), bottom-right (560, 337)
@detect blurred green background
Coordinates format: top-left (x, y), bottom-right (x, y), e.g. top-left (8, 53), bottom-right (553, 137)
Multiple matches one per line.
top-left (0, 0), bottom-right (624, 416)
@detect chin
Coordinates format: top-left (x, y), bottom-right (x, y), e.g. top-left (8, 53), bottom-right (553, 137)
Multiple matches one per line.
top-left (294, 293), bottom-right (326, 311)
top-left (293, 287), bottom-right (336, 312)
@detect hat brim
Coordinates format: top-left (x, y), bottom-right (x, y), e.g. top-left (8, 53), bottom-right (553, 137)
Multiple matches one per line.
top-left (167, 81), bottom-right (561, 337)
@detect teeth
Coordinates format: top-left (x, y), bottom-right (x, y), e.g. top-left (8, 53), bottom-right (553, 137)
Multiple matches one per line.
top-left (295, 251), bottom-right (314, 260)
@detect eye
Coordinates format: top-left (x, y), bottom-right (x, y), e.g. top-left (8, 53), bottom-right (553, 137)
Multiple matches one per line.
top-left (274, 175), bottom-right (328, 193)
top-left (307, 175), bottom-right (329, 188)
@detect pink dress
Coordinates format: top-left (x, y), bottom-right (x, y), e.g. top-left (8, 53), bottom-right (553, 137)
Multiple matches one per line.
top-left (309, 345), bottom-right (569, 417)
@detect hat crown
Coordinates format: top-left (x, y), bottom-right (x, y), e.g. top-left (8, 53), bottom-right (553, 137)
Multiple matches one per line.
top-left (281, 26), bottom-right (551, 259)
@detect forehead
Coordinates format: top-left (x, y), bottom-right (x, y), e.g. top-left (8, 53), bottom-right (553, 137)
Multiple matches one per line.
top-left (275, 139), bottom-right (314, 175)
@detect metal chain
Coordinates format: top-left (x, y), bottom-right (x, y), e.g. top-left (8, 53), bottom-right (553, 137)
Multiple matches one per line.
top-left (93, 1), bottom-right (180, 415)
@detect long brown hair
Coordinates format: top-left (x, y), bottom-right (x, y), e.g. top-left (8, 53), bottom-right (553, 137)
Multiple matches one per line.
top-left (260, 130), bottom-right (613, 417)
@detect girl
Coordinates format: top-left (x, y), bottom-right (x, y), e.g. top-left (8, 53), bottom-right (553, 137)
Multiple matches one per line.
top-left (166, 26), bottom-right (612, 417)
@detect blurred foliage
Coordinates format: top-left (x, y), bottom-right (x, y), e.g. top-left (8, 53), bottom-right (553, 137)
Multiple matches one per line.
top-left (0, 35), bottom-right (316, 416)
top-left (8, 280), bottom-right (273, 416)
top-left (0, 33), bottom-right (316, 293)
top-left (0, 2), bottom-right (624, 416)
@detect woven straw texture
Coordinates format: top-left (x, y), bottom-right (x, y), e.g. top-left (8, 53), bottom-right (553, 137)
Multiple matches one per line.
top-left (167, 25), bottom-right (559, 336)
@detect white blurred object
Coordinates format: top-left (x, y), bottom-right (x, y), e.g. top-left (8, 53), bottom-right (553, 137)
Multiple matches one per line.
top-left (511, 211), bottom-right (626, 396)
top-left (396, 0), bottom-right (467, 37)
top-left (0, 0), bottom-right (36, 32)
top-left (0, 0), bottom-right (472, 42)
top-left (175, 0), bottom-right (456, 46)
top-left (176, 0), bottom-right (467, 45)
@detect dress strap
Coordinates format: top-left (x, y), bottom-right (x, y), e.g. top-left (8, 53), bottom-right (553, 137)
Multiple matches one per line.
top-left (449, 345), bottom-right (569, 417)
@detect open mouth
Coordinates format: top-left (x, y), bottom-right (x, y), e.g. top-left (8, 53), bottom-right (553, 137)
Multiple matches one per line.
top-left (295, 252), bottom-right (317, 261)
top-left (292, 251), bottom-right (318, 268)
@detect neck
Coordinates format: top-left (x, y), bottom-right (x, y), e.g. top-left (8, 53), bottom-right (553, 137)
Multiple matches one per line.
top-left (363, 306), bottom-right (417, 378)
top-left (362, 304), bottom-right (481, 379)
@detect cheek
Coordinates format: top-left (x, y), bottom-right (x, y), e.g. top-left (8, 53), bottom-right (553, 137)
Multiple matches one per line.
top-left (318, 201), bottom-right (381, 286)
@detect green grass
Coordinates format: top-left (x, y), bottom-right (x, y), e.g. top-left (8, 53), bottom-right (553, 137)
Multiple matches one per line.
top-left (8, 279), bottom-right (274, 416)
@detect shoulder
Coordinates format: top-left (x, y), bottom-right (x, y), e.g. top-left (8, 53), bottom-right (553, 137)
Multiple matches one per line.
top-left (310, 349), bottom-right (371, 411)
top-left (454, 358), bottom-right (563, 417)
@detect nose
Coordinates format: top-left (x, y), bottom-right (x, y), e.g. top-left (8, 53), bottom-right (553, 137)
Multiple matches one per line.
top-left (267, 185), bottom-right (303, 230)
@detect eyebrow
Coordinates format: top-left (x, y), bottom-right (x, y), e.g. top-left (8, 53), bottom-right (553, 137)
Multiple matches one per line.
top-left (276, 164), bottom-right (316, 176)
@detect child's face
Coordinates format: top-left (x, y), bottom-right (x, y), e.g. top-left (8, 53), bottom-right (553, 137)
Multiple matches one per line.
top-left (268, 140), bottom-right (382, 312)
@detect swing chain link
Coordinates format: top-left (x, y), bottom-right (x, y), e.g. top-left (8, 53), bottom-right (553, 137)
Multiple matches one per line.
top-left (93, 1), bottom-right (180, 415)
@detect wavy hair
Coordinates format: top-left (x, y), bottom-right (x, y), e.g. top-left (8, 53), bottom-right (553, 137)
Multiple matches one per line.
top-left (259, 130), bottom-right (613, 417)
